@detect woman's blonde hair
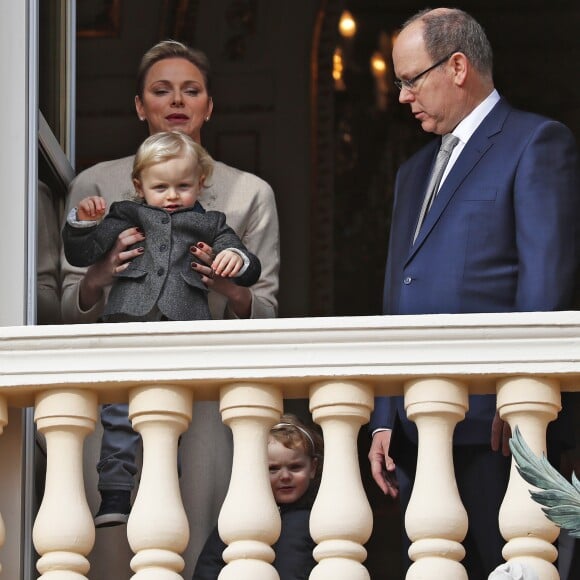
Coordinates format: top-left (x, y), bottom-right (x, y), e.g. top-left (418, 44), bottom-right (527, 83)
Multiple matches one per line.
top-left (132, 131), bottom-right (214, 186)
top-left (136, 40), bottom-right (212, 98)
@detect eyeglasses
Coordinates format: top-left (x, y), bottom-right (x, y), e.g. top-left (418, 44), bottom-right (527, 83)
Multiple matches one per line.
top-left (394, 51), bottom-right (458, 92)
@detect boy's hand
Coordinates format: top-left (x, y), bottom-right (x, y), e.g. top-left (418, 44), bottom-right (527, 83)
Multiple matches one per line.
top-left (212, 250), bottom-right (243, 278)
top-left (77, 196), bottom-right (107, 221)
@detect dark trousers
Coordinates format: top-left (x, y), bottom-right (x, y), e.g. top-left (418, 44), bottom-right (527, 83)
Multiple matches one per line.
top-left (97, 403), bottom-right (139, 491)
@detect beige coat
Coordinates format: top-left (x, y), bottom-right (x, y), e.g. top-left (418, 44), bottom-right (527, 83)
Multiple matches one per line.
top-left (61, 155), bottom-right (279, 323)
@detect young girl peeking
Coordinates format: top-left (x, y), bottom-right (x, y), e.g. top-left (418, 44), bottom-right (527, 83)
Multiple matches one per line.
top-left (193, 414), bottom-right (324, 580)
top-left (62, 130), bottom-right (261, 324)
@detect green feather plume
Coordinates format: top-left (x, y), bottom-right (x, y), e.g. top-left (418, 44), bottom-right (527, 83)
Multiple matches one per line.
top-left (509, 426), bottom-right (580, 538)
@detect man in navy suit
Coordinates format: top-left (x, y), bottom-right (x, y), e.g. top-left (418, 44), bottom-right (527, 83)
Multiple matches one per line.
top-left (368, 7), bottom-right (580, 579)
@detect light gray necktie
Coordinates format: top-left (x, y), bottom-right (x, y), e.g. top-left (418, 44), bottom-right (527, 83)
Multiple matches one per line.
top-left (413, 133), bottom-right (460, 243)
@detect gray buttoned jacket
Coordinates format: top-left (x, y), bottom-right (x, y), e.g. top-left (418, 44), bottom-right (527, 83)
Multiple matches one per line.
top-left (62, 200), bottom-right (261, 322)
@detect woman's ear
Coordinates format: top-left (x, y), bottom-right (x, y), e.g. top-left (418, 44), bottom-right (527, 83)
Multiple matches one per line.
top-left (135, 95), bottom-right (146, 122)
top-left (206, 96), bottom-right (214, 121)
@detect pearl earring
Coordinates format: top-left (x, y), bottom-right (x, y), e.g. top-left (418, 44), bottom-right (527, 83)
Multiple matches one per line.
top-left (205, 116), bottom-right (210, 122)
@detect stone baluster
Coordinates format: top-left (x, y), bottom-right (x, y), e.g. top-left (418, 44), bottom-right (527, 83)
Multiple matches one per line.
top-left (404, 378), bottom-right (469, 580)
top-left (0, 395), bottom-right (6, 574)
top-left (309, 380), bottom-right (374, 580)
top-left (218, 383), bottom-right (283, 580)
top-left (497, 377), bottom-right (561, 580)
top-left (127, 385), bottom-right (193, 579)
top-left (33, 389), bottom-right (98, 579)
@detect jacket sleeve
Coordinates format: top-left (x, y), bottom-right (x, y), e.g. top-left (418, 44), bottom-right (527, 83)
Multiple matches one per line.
top-left (224, 173), bottom-right (279, 319)
top-left (211, 212), bottom-right (262, 288)
top-left (513, 120), bottom-right (580, 311)
top-left (368, 396), bottom-right (398, 432)
top-left (60, 158), bottom-right (134, 324)
top-left (62, 203), bottom-right (134, 267)
top-left (243, 180), bottom-right (278, 319)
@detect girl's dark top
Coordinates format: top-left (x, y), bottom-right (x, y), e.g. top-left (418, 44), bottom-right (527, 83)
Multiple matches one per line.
top-left (192, 496), bottom-right (316, 580)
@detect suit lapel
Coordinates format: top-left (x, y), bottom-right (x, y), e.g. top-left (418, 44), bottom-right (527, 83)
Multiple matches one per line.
top-left (397, 141), bottom-right (439, 251)
top-left (406, 98), bottom-right (511, 262)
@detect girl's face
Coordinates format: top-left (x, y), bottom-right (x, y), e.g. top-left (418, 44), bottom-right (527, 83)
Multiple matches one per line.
top-left (268, 439), bottom-right (317, 504)
top-left (134, 154), bottom-right (203, 212)
top-left (135, 57), bottom-right (213, 143)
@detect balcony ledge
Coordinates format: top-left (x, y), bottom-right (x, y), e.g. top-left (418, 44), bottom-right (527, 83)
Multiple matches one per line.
top-left (1, 311), bottom-right (579, 405)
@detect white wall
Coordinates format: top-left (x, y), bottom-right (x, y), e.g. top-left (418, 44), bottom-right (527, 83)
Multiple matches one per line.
top-left (0, 1), bottom-right (31, 577)
top-left (0, 0), bottom-right (31, 326)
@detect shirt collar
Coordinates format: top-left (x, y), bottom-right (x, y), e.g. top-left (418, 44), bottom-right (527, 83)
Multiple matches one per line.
top-left (452, 89), bottom-right (500, 144)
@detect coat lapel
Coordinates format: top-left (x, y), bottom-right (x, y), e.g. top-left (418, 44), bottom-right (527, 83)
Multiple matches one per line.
top-left (397, 140), bottom-right (439, 252)
top-left (406, 98), bottom-right (511, 262)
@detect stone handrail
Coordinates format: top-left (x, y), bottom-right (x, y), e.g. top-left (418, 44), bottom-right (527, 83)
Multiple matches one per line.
top-left (0, 311), bottom-right (579, 579)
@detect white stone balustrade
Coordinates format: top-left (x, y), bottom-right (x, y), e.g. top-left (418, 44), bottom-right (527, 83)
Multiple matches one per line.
top-left (33, 388), bottom-right (98, 579)
top-left (497, 377), bottom-right (563, 580)
top-left (127, 385), bottom-right (193, 579)
top-left (309, 380), bottom-right (374, 580)
top-left (0, 312), bottom-right (579, 579)
top-left (405, 378), bottom-right (469, 580)
top-left (218, 383), bottom-right (283, 580)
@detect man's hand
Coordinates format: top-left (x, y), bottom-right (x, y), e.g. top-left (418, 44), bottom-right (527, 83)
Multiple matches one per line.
top-left (368, 430), bottom-right (399, 498)
top-left (491, 411), bottom-right (512, 456)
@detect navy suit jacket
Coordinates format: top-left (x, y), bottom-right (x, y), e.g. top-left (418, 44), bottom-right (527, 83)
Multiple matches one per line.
top-left (371, 98), bottom-right (580, 445)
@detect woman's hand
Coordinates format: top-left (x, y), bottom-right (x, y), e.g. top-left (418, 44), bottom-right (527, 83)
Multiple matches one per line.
top-left (79, 227), bottom-right (145, 311)
top-left (191, 241), bottom-right (252, 318)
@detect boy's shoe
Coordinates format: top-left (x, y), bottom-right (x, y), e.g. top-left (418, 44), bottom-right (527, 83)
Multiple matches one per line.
top-left (94, 490), bottom-right (131, 528)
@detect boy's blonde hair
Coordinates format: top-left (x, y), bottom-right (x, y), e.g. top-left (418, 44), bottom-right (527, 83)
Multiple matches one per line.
top-left (132, 131), bottom-right (214, 185)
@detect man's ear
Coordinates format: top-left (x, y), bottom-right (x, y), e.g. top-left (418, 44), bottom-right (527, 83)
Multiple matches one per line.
top-left (450, 52), bottom-right (468, 86)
